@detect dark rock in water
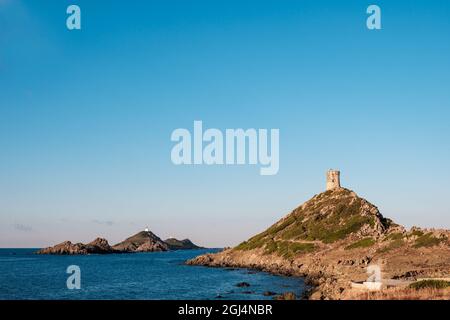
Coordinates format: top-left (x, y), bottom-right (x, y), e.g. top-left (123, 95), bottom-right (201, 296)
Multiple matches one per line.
top-left (36, 238), bottom-right (115, 255)
top-left (215, 294), bottom-right (224, 299)
top-left (242, 291), bottom-right (253, 294)
top-left (263, 291), bottom-right (277, 296)
top-left (236, 282), bottom-right (250, 287)
top-left (113, 231), bottom-right (169, 252)
top-left (163, 238), bottom-right (203, 250)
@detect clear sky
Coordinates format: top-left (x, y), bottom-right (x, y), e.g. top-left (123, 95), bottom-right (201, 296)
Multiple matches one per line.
top-left (1, 0), bottom-right (450, 248)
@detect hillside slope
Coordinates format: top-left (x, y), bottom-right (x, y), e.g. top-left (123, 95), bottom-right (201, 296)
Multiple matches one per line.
top-left (234, 188), bottom-right (393, 256)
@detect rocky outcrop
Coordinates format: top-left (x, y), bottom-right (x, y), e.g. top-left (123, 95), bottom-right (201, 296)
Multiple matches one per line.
top-left (37, 238), bottom-right (115, 255)
top-left (164, 238), bottom-right (203, 250)
top-left (37, 241), bottom-right (87, 255)
top-left (187, 188), bottom-right (450, 299)
top-left (85, 238), bottom-right (115, 253)
top-left (112, 231), bottom-right (169, 252)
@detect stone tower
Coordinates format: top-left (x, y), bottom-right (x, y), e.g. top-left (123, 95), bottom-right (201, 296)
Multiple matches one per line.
top-left (326, 169), bottom-right (341, 190)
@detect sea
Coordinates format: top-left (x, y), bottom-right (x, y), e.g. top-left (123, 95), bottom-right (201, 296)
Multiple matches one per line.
top-left (0, 248), bottom-right (306, 300)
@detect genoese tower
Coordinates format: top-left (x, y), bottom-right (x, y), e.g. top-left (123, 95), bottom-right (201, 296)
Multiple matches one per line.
top-left (326, 169), bottom-right (341, 190)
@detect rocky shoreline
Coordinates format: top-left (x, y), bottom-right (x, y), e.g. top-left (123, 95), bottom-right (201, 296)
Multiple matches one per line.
top-left (186, 248), bottom-right (335, 299)
top-left (187, 234), bottom-right (450, 300)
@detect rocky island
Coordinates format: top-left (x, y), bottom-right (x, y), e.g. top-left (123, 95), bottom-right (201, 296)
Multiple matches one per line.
top-left (164, 238), bottom-right (203, 250)
top-left (37, 230), bottom-right (202, 254)
top-left (36, 237), bottom-right (115, 255)
top-left (112, 230), bottom-right (169, 252)
top-left (187, 170), bottom-right (450, 300)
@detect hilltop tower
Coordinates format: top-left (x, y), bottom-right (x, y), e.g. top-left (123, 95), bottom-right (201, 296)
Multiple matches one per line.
top-left (326, 169), bottom-right (341, 190)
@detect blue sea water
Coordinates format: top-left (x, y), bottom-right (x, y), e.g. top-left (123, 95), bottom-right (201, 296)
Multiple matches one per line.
top-left (0, 248), bottom-right (305, 300)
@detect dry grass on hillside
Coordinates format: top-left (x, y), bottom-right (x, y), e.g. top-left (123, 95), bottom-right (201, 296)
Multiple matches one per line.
top-left (344, 287), bottom-right (450, 300)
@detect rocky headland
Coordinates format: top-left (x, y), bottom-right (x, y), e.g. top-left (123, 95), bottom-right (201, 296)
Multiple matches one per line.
top-left (187, 186), bottom-right (450, 300)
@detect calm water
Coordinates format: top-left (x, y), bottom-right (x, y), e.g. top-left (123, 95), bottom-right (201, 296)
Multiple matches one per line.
top-left (0, 248), bottom-right (305, 300)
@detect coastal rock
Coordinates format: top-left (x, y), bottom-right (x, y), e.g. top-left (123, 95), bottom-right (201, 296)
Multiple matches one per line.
top-left (274, 292), bottom-right (297, 300)
top-left (236, 282), bottom-right (250, 287)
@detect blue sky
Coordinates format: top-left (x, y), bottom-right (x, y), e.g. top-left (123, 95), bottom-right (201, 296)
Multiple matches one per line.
top-left (1, 0), bottom-right (450, 247)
